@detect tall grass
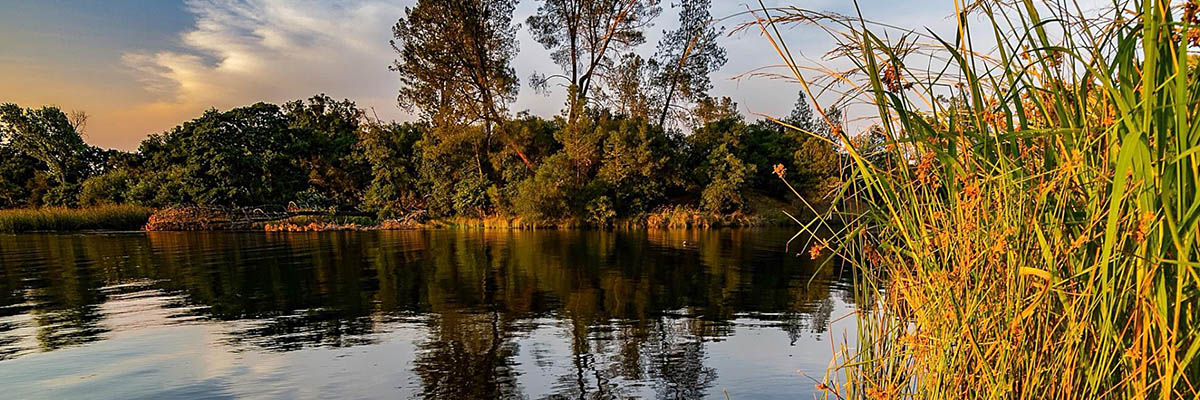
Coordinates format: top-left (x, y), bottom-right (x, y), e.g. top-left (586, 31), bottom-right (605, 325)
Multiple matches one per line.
top-left (0, 205), bottom-right (153, 232)
top-left (753, 0), bottom-right (1199, 398)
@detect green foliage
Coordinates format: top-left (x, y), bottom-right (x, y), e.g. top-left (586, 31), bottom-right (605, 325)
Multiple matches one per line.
top-left (78, 169), bottom-right (135, 206)
top-left (0, 85), bottom-right (834, 226)
top-left (584, 195), bottom-right (616, 226)
top-left (137, 103), bottom-right (309, 206)
top-left (126, 168), bottom-right (188, 207)
top-left (595, 116), bottom-right (674, 214)
top-left (486, 115), bottom-right (560, 214)
top-left (513, 153), bottom-right (576, 223)
top-left (416, 124), bottom-right (489, 217)
top-left (283, 94), bottom-right (369, 207)
top-left (452, 173), bottom-right (491, 217)
top-left (0, 104), bottom-right (101, 206)
top-left (0, 0), bottom-right (830, 226)
top-left (0, 146), bottom-right (38, 208)
top-left (362, 122), bottom-right (425, 218)
top-left (700, 144), bottom-right (754, 212)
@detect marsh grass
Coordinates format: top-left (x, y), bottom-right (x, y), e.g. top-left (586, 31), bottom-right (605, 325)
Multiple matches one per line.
top-left (0, 205), bottom-right (153, 232)
top-left (752, 0), bottom-right (1200, 398)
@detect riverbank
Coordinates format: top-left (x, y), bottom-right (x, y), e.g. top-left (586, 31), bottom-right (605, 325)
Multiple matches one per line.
top-left (0, 205), bottom-right (154, 233)
top-left (0, 200), bottom-right (807, 233)
top-left (197, 205), bottom-right (794, 231)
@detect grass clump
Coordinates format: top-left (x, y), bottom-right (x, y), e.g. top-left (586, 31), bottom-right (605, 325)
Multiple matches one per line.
top-left (0, 205), bottom-right (153, 232)
top-left (755, 0), bottom-right (1200, 398)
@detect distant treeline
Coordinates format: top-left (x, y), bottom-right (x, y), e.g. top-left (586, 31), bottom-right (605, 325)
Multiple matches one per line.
top-left (0, 0), bottom-right (885, 225)
top-left (0, 92), bottom-right (868, 224)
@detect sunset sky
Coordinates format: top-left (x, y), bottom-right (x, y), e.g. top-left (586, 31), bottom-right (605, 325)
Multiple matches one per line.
top-left (1, 0), bottom-right (1023, 151)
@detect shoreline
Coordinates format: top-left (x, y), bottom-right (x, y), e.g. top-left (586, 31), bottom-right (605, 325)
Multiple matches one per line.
top-left (1, 206), bottom-right (807, 233)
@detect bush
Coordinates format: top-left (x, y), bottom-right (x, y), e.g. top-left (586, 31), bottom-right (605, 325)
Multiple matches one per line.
top-left (126, 169), bottom-right (188, 207)
top-left (513, 154), bottom-right (576, 223)
top-left (78, 169), bottom-right (134, 206)
top-left (701, 144), bottom-right (754, 212)
top-left (585, 195), bottom-right (615, 226)
top-left (452, 173), bottom-right (491, 217)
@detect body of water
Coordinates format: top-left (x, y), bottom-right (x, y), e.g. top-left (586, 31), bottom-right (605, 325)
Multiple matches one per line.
top-left (0, 229), bottom-right (855, 399)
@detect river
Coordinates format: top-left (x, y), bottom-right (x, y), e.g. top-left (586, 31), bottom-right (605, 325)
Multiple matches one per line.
top-left (0, 229), bottom-right (855, 399)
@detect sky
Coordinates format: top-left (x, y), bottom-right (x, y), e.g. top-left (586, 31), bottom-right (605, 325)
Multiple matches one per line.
top-left (0, 0), bottom-right (983, 151)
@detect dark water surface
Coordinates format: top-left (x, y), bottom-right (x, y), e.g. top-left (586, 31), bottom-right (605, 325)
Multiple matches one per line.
top-left (0, 229), bottom-right (855, 399)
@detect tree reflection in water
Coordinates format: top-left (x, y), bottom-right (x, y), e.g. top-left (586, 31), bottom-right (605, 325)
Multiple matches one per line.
top-left (0, 229), bottom-right (850, 398)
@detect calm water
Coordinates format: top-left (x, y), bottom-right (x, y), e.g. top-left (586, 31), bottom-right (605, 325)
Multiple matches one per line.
top-left (0, 229), bottom-right (855, 399)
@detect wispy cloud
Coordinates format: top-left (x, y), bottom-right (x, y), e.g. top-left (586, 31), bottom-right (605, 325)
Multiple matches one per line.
top-left (123, 0), bottom-right (409, 118)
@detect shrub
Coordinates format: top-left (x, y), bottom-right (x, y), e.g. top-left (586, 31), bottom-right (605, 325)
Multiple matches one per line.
top-left (700, 144), bottom-right (754, 212)
top-left (452, 173), bottom-right (491, 217)
top-left (78, 169), bottom-right (134, 206)
top-left (584, 195), bottom-right (616, 226)
top-left (513, 154), bottom-right (576, 223)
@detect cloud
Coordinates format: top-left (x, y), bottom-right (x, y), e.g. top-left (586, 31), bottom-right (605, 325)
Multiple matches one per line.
top-left (123, 0), bottom-right (410, 119)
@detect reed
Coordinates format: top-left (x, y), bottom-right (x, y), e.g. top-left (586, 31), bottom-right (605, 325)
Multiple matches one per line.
top-left (755, 0), bottom-right (1200, 398)
top-left (0, 205), bottom-right (154, 232)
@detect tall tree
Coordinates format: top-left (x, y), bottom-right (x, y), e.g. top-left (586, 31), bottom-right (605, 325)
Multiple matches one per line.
top-left (652, 0), bottom-right (726, 129)
top-left (392, 0), bottom-right (526, 175)
top-left (526, 0), bottom-right (662, 112)
top-left (599, 53), bottom-right (655, 119)
top-left (0, 104), bottom-right (99, 206)
top-left (783, 91), bottom-right (840, 198)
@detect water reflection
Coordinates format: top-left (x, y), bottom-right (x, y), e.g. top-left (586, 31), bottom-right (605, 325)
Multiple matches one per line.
top-left (0, 230), bottom-right (853, 399)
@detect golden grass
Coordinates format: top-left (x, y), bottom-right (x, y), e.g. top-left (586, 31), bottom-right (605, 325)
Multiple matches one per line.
top-left (755, 0), bottom-right (1200, 398)
top-left (0, 205), bottom-right (153, 232)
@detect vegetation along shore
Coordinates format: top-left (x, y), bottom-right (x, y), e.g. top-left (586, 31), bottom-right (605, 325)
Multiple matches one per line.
top-left (763, 0), bottom-right (1200, 398)
top-left (0, 1), bottom-right (848, 231)
top-left (2, 0), bottom-right (1197, 398)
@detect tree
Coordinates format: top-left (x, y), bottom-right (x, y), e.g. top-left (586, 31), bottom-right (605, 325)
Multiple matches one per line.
top-left (701, 143), bottom-right (754, 212)
top-left (782, 91), bottom-right (840, 198)
top-left (0, 104), bottom-right (99, 206)
top-left (489, 115), bottom-right (561, 214)
top-left (514, 154), bottom-right (578, 223)
top-left (526, 0), bottom-right (662, 111)
top-left (691, 96), bottom-right (738, 126)
top-left (599, 53), bottom-right (655, 119)
top-left (137, 103), bottom-right (308, 206)
top-left (283, 94), bottom-right (369, 208)
top-left (652, 0), bottom-right (726, 129)
top-left (392, 0), bottom-right (527, 176)
top-left (78, 168), bottom-right (134, 206)
top-left (553, 88), bottom-right (606, 175)
top-left (416, 124), bottom-right (490, 217)
top-left (362, 122), bottom-right (426, 218)
top-left (0, 145), bottom-right (39, 208)
top-left (595, 116), bottom-right (674, 214)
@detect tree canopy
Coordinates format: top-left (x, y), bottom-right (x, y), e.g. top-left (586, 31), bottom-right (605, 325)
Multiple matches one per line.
top-left (1, 1), bottom-right (850, 226)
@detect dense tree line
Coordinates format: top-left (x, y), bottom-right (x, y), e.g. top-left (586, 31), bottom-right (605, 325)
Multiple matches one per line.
top-left (0, 92), bottom-right (839, 223)
top-left (0, 0), bottom-right (850, 224)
